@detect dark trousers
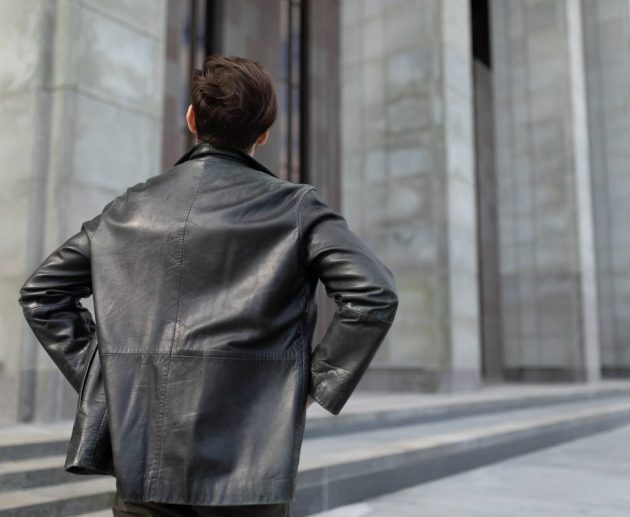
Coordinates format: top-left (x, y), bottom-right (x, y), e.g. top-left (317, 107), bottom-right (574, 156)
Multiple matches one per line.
top-left (112, 489), bottom-right (291, 517)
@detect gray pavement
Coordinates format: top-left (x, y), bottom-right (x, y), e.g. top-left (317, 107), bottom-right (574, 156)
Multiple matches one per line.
top-left (308, 422), bottom-right (630, 516)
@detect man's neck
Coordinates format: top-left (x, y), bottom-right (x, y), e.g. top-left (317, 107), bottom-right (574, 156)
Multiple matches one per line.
top-left (195, 138), bottom-right (256, 157)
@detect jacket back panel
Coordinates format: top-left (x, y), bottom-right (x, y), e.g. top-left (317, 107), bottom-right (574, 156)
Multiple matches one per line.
top-left (90, 156), bottom-right (312, 504)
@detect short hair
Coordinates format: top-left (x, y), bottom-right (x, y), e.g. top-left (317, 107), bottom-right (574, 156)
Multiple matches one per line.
top-left (190, 55), bottom-right (278, 152)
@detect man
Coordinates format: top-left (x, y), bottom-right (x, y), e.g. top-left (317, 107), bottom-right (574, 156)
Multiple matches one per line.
top-left (18, 55), bottom-right (399, 516)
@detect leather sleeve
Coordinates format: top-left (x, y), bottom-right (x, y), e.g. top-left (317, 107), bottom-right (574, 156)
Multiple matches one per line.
top-left (18, 215), bottom-right (102, 394)
top-left (298, 187), bottom-right (399, 415)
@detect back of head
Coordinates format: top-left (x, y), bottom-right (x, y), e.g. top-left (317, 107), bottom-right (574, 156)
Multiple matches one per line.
top-left (190, 55), bottom-right (278, 153)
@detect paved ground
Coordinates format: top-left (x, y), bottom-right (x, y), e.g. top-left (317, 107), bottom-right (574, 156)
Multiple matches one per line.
top-left (309, 422), bottom-right (630, 516)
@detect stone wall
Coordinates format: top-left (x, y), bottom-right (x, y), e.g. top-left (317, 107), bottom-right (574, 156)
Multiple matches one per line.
top-left (220, 0), bottom-right (283, 173)
top-left (490, 0), bottom-right (600, 381)
top-left (582, 0), bottom-right (630, 376)
top-left (340, 0), bottom-right (481, 392)
top-left (3, 0), bottom-right (167, 423)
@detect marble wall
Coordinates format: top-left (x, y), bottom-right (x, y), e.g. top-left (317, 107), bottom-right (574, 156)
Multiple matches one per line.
top-left (582, 0), bottom-right (630, 376)
top-left (340, 0), bottom-right (481, 392)
top-left (490, 0), bottom-right (600, 381)
top-left (5, 0), bottom-right (630, 425)
top-left (3, 0), bottom-right (167, 423)
top-left (220, 0), bottom-right (283, 173)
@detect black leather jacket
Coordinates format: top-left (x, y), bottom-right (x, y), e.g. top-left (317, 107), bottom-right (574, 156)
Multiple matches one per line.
top-left (18, 142), bottom-right (399, 506)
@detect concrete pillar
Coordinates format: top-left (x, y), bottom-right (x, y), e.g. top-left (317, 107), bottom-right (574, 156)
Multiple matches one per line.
top-left (340, 0), bottom-right (481, 392)
top-left (491, 0), bottom-right (601, 382)
top-left (2, 0), bottom-right (167, 423)
top-left (582, 0), bottom-right (630, 377)
top-left (303, 0), bottom-right (343, 345)
top-left (218, 0), bottom-right (283, 174)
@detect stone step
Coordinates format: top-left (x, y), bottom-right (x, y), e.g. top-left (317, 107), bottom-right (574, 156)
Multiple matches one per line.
top-left (303, 422), bottom-right (630, 517)
top-left (0, 455), bottom-right (73, 492)
top-left (1, 383), bottom-right (630, 515)
top-left (292, 397), bottom-right (630, 516)
top-left (0, 477), bottom-right (115, 516)
top-left (304, 380), bottom-right (630, 438)
top-left (2, 382), bottom-right (629, 463)
top-left (0, 421), bottom-right (72, 462)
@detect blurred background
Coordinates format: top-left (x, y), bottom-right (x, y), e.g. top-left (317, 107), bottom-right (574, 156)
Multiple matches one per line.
top-left (2, 0), bottom-right (630, 515)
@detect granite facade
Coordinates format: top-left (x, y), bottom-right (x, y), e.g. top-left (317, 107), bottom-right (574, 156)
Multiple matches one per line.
top-left (3, 0), bottom-right (167, 423)
top-left (340, 0), bottom-right (481, 392)
top-left (3, 0), bottom-right (630, 424)
top-left (490, 0), bottom-right (600, 381)
top-left (582, 0), bottom-right (630, 376)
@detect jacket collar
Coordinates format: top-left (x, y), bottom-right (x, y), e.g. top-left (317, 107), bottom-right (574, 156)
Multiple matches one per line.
top-left (174, 141), bottom-right (278, 178)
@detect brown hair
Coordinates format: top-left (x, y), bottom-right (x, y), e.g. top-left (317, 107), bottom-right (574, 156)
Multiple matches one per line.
top-left (190, 55), bottom-right (278, 152)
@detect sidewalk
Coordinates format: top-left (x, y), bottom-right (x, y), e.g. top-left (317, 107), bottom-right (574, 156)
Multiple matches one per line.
top-left (309, 421), bottom-right (630, 516)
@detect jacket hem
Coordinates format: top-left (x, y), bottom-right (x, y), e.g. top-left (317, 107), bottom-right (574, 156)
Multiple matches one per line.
top-left (65, 464), bottom-right (116, 477)
top-left (120, 477), bottom-right (296, 506)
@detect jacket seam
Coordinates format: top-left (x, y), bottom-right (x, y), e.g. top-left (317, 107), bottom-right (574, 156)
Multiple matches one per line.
top-left (170, 161), bottom-right (207, 350)
top-left (338, 303), bottom-right (395, 325)
top-left (296, 186), bottom-right (316, 274)
top-left (73, 231), bottom-right (92, 262)
top-left (292, 349), bottom-right (306, 474)
top-left (91, 191), bottom-right (127, 239)
top-left (100, 352), bottom-right (300, 361)
top-left (77, 336), bottom-right (98, 401)
top-left (292, 281), bottom-right (312, 472)
top-left (152, 160), bottom-right (208, 500)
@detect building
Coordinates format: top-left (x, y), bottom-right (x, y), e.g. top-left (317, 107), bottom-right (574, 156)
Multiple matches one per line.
top-left (2, 0), bottom-right (629, 424)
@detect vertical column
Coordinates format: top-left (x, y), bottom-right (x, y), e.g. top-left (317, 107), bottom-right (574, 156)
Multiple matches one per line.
top-left (339, 0), bottom-right (481, 391)
top-left (582, 0), bottom-right (630, 377)
top-left (3, 0), bottom-right (168, 423)
top-left (0, 1), bottom-right (52, 425)
top-left (442, 0), bottom-right (482, 390)
top-left (304, 0), bottom-right (342, 343)
top-left (491, 0), bottom-right (601, 381)
top-left (161, 0), bottom-right (195, 169)
top-left (219, 0), bottom-right (283, 172)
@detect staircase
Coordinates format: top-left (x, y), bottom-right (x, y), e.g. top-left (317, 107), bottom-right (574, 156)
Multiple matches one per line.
top-left (0, 421), bottom-right (114, 516)
top-left (1, 381), bottom-right (630, 516)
